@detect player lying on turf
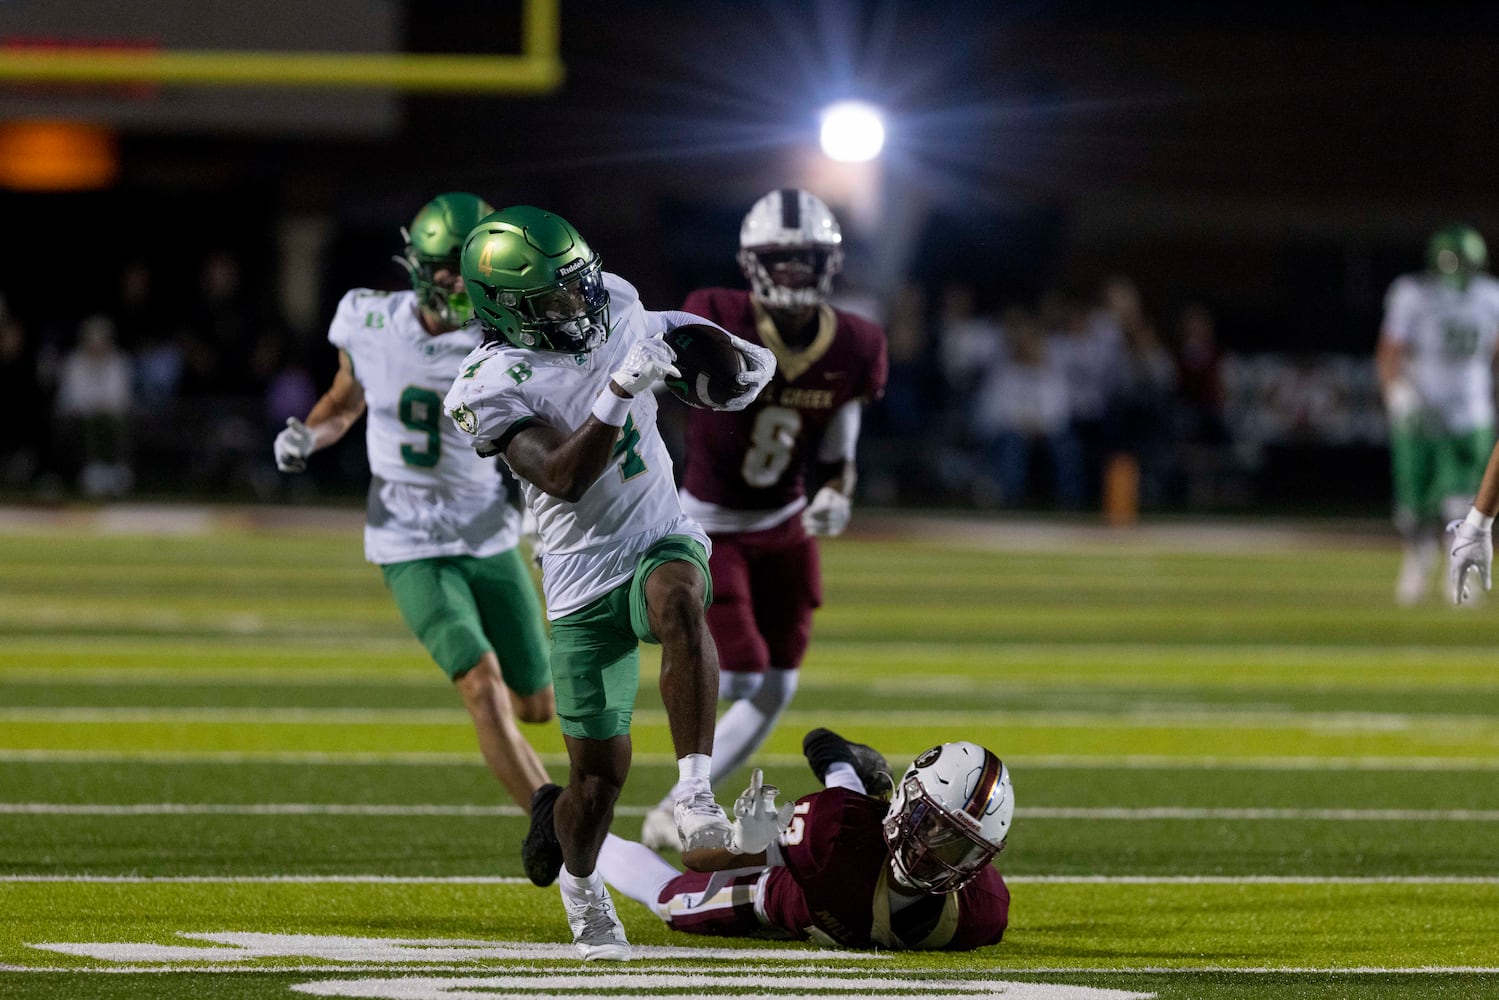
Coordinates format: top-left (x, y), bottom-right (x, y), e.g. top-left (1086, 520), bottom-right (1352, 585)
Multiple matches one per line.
top-left (597, 729), bottom-right (1012, 951)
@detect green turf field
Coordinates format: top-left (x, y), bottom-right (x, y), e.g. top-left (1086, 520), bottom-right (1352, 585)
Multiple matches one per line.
top-left (1, 511), bottom-right (1497, 999)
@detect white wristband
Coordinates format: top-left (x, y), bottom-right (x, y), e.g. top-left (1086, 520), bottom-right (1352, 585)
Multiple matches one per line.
top-left (1465, 508), bottom-right (1494, 532)
top-left (591, 387), bottom-right (632, 427)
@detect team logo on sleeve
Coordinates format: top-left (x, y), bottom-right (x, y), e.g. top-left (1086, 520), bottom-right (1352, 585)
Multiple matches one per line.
top-left (451, 403), bottom-right (479, 436)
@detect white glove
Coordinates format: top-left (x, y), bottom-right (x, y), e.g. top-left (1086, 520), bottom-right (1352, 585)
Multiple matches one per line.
top-left (729, 768), bottom-right (794, 855)
top-left (1449, 512), bottom-right (1493, 605)
top-left (611, 336), bottom-right (679, 397)
top-left (1383, 379), bottom-right (1420, 423)
top-left (719, 338), bottom-right (776, 412)
top-left (802, 486), bottom-right (852, 537)
top-left (274, 417), bottom-right (316, 473)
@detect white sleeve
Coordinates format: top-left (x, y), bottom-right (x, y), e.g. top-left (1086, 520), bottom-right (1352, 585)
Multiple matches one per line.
top-left (326, 289), bottom-right (367, 353)
top-left (1382, 278), bottom-right (1420, 343)
top-left (816, 399), bottom-right (863, 463)
top-left (444, 348), bottom-right (535, 454)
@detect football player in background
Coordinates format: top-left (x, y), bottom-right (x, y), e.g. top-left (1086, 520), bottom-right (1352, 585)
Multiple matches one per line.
top-left (1376, 223), bottom-right (1499, 605)
top-left (271, 193), bottom-right (563, 883)
top-left (599, 729), bottom-right (1011, 951)
top-left (640, 189), bottom-right (889, 850)
top-left (444, 205), bottom-right (774, 961)
top-left (1447, 427), bottom-right (1499, 604)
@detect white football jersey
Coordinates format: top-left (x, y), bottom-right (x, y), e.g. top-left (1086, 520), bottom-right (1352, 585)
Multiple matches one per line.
top-left (328, 288), bottom-right (520, 564)
top-left (445, 272), bottom-right (709, 618)
top-left (1382, 273), bottom-right (1499, 432)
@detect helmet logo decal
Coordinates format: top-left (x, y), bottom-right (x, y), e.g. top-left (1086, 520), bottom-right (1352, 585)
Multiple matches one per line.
top-left (557, 256), bottom-right (589, 278)
top-left (476, 242), bottom-right (497, 276)
top-left (913, 746), bottom-right (942, 769)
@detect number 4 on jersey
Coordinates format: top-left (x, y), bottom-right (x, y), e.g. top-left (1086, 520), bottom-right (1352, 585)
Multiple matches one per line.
top-left (612, 414), bottom-right (647, 481)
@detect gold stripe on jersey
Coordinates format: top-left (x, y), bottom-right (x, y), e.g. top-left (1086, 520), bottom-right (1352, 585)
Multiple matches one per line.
top-left (752, 300), bottom-right (838, 383)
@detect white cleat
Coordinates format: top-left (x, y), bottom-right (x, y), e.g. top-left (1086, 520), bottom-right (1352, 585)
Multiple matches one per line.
top-left (561, 881), bottom-right (631, 961)
top-left (640, 803), bottom-right (683, 852)
top-left (673, 788), bottom-right (732, 852)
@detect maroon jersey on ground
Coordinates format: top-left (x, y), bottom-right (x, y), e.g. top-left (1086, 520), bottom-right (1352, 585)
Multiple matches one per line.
top-left (760, 788), bottom-right (1009, 950)
top-left (680, 288), bottom-right (888, 511)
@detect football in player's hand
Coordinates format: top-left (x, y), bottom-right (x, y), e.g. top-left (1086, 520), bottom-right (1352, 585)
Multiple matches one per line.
top-left (662, 324), bottom-right (747, 409)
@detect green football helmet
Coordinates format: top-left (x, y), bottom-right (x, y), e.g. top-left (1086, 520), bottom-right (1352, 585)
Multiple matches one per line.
top-left (1427, 223), bottom-right (1488, 290)
top-left (393, 192), bottom-right (496, 327)
top-left (461, 206), bottom-right (611, 352)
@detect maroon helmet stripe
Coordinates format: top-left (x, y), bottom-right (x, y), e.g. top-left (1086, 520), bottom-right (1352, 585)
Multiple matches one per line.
top-left (965, 751), bottom-right (1003, 818)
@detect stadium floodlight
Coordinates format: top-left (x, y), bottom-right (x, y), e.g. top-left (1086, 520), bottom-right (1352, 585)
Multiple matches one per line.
top-left (819, 101), bottom-right (885, 163)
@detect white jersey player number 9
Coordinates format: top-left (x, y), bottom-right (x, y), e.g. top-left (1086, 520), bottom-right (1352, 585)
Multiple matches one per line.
top-left (399, 386), bottom-right (445, 468)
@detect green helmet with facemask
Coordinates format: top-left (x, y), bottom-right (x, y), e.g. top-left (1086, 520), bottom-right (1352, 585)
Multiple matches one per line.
top-left (1427, 223), bottom-right (1488, 290)
top-left (461, 206), bottom-right (611, 353)
top-left (394, 192), bottom-right (495, 326)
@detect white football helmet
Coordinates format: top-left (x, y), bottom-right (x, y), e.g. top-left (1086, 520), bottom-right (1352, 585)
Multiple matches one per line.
top-left (737, 188), bottom-right (844, 309)
top-left (882, 741), bottom-right (1012, 893)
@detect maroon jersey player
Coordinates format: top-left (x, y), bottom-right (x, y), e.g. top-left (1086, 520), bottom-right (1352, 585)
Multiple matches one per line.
top-left (642, 189), bottom-right (890, 850)
top-left (599, 730), bottom-right (1012, 951)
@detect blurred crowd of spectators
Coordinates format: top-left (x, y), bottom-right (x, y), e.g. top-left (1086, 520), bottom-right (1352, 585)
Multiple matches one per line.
top-left (0, 251), bottom-right (322, 502)
top-left (848, 275), bottom-right (1241, 516)
top-left (0, 253), bottom-right (1386, 515)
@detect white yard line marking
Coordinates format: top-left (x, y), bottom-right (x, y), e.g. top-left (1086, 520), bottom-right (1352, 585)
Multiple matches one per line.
top-left (6, 748), bottom-right (1499, 770)
top-left (1005, 875), bottom-right (1499, 884)
top-left (27, 934), bottom-right (879, 965)
top-left (0, 708), bottom-right (471, 724)
top-left (0, 963), bottom-right (888, 974)
top-left (1023, 807), bottom-right (1499, 821)
top-left (285, 974), bottom-right (1148, 999)
top-left (3, 705), bottom-right (1495, 731)
top-left (4, 803), bottom-right (1499, 821)
top-left (4, 874), bottom-right (1498, 885)
top-left (0, 875), bottom-right (536, 883)
top-left (0, 803), bottom-right (566, 817)
top-left (1, 963), bottom-right (1496, 974)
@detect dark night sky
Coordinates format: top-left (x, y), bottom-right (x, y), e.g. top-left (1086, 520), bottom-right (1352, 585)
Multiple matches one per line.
top-left (6, 1), bottom-right (1499, 352)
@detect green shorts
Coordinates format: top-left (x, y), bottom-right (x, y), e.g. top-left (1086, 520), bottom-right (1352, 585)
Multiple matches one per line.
top-left (1389, 423), bottom-right (1493, 524)
top-left (381, 548), bottom-right (551, 694)
top-left (548, 534), bottom-right (711, 741)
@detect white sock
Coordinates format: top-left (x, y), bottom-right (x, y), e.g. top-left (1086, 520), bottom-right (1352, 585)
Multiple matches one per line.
top-left (598, 833), bottom-right (677, 914)
top-left (824, 761), bottom-right (866, 795)
top-left (669, 754), bottom-right (713, 804)
top-left (560, 867), bottom-right (602, 896)
top-left (678, 753), bottom-right (712, 784)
